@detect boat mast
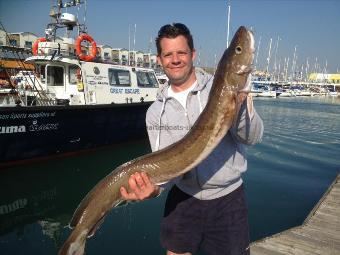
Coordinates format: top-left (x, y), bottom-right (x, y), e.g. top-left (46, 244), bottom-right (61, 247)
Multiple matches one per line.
top-left (47, 0), bottom-right (84, 41)
top-left (128, 24), bottom-right (131, 65)
top-left (254, 35), bottom-right (261, 70)
top-left (305, 58), bottom-right (309, 82)
top-left (284, 57), bottom-right (289, 82)
top-left (265, 38), bottom-right (272, 81)
top-left (273, 36), bottom-right (280, 82)
top-left (133, 23), bottom-right (137, 66)
top-left (291, 45), bottom-right (297, 81)
top-left (226, 0), bottom-right (231, 48)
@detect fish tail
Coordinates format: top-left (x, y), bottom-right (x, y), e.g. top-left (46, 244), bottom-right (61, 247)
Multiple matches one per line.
top-left (58, 229), bottom-right (87, 255)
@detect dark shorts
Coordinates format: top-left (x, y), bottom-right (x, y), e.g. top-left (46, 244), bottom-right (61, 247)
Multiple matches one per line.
top-left (160, 185), bottom-right (250, 255)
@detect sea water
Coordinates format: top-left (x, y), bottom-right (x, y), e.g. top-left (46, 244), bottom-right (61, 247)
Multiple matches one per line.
top-left (0, 96), bottom-right (339, 255)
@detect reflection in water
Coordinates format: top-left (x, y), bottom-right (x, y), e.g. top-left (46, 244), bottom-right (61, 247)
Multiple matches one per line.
top-left (0, 139), bottom-right (160, 254)
top-left (0, 96), bottom-right (340, 255)
top-left (246, 96), bottom-right (340, 240)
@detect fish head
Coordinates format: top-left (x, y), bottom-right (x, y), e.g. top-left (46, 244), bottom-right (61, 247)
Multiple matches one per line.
top-left (216, 26), bottom-right (255, 92)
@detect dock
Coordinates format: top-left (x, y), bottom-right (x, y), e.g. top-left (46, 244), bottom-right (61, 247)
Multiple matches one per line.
top-left (250, 174), bottom-right (340, 255)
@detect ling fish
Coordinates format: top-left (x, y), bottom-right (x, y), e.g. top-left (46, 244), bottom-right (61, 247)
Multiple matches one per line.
top-left (59, 26), bottom-right (255, 255)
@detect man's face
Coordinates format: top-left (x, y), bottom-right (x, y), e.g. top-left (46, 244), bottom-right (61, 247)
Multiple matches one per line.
top-left (157, 35), bottom-right (196, 87)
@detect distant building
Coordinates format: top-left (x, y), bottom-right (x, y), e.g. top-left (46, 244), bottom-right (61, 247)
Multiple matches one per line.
top-left (142, 53), bottom-right (158, 68)
top-left (0, 29), bottom-right (7, 46)
top-left (1, 29), bottom-right (158, 69)
top-left (7, 32), bottom-right (39, 49)
top-left (150, 54), bottom-right (158, 68)
top-left (135, 51), bottom-right (144, 67)
top-left (98, 45), bottom-right (112, 61)
top-left (112, 48), bottom-right (128, 65)
top-left (309, 73), bottom-right (340, 84)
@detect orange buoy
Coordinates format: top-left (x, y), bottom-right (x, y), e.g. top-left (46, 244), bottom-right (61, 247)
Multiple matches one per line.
top-left (75, 34), bottom-right (97, 62)
top-left (32, 38), bottom-right (47, 55)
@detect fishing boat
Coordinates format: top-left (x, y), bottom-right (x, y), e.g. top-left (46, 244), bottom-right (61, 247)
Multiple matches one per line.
top-left (0, 0), bottom-right (159, 168)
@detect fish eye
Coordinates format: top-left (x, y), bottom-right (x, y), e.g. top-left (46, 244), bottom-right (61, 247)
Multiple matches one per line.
top-left (235, 46), bottom-right (242, 54)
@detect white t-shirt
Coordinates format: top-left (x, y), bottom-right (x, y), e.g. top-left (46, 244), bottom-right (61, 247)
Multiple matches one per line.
top-left (168, 81), bottom-right (197, 109)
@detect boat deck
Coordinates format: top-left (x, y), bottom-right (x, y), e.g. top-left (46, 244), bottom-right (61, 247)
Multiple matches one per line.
top-left (250, 174), bottom-right (340, 255)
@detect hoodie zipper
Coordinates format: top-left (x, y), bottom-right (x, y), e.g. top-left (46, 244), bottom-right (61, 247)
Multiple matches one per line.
top-left (186, 92), bottom-right (203, 194)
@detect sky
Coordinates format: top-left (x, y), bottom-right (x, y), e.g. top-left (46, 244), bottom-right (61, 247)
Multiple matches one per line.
top-left (0, 0), bottom-right (339, 73)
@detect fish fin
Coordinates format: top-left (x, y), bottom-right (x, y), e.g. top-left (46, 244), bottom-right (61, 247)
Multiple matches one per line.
top-left (155, 181), bottom-right (168, 186)
top-left (87, 214), bottom-right (107, 238)
top-left (114, 199), bottom-right (129, 208)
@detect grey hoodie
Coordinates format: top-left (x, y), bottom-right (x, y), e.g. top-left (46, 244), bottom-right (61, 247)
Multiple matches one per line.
top-left (146, 68), bottom-right (263, 200)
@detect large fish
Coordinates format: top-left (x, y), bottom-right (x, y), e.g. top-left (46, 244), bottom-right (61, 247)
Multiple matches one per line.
top-left (59, 26), bottom-right (255, 255)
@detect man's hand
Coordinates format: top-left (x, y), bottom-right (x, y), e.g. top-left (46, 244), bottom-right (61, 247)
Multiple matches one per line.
top-left (120, 172), bottom-right (160, 201)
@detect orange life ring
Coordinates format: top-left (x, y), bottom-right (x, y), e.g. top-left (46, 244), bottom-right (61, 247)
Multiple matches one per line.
top-left (75, 34), bottom-right (97, 62)
top-left (32, 37), bottom-right (47, 55)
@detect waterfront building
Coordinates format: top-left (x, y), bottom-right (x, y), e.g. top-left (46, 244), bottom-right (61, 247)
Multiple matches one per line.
top-left (0, 29), bottom-right (7, 46)
top-left (309, 73), bottom-right (340, 84)
top-left (7, 32), bottom-right (39, 49)
top-left (98, 44), bottom-right (113, 61)
top-left (1, 30), bottom-right (159, 72)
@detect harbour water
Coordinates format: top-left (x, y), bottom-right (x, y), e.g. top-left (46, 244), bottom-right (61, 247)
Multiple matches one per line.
top-left (0, 96), bottom-right (339, 255)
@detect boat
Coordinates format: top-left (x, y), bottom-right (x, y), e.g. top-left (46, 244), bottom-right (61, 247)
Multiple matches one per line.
top-left (0, 0), bottom-right (159, 168)
top-left (255, 84), bottom-right (277, 98)
top-left (257, 89), bottom-right (277, 98)
top-left (277, 89), bottom-right (295, 97)
top-left (290, 85), bottom-right (314, 97)
top-left (327, 85), bottom-right (339, 96)
top-left (155, 72), bottom-right (169, 86)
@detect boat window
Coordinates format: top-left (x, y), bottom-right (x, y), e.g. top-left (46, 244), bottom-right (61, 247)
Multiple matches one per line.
top-left (136, 71), bottom-right (159, 88)
top-left (108, 69), bottom-right (131, 87)
top-left (37, 65), bottom-right (46, 82)
top-left (47, 66), bottom-right (64, 86)
top-left (24, 41), bottom-right (32, 48)
top-left (69, 65), bottom-right (78, 85)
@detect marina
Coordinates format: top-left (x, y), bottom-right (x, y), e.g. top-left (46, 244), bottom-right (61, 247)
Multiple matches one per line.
top-left (0, 0), bottom-right (339, 254)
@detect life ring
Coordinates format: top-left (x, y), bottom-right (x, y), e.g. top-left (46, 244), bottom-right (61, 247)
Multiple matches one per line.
top-left (75, 34), bottom-right (97, 62)
top-left (32, 37), bottom-right (47, 55)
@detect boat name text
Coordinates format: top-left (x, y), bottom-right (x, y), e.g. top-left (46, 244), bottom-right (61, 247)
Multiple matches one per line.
top-left (0, 125), bottom-right (26, 134)
top-left (29, 123), bottom-right (59, 132)
top-left (0, 199), bottom-right (28, 215)
top-left (110, 88), bottom-right (140, 94)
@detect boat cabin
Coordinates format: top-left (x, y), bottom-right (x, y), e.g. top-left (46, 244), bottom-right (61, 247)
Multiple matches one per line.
top-left (24, 54), bottom-right (159, 106)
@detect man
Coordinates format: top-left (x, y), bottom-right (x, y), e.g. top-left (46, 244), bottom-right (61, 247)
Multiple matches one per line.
top-left (120, 23), bottom-right (263, 255)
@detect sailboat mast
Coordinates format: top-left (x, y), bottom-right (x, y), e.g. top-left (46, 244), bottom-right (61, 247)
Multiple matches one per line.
top-left (226, 0), bottom-right (231, 47)
top-left (265, 38), bottom-right (272, 81)
top-left (254, 36), bottom-right (261, 70)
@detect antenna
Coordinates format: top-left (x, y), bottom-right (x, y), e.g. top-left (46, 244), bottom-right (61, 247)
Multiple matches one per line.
top-left (226, 0), bottom-right (231, 48)
top-left (128, 24), bottom-right (131, 65)
top-left (133, 24), bottom-right (136, 66)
